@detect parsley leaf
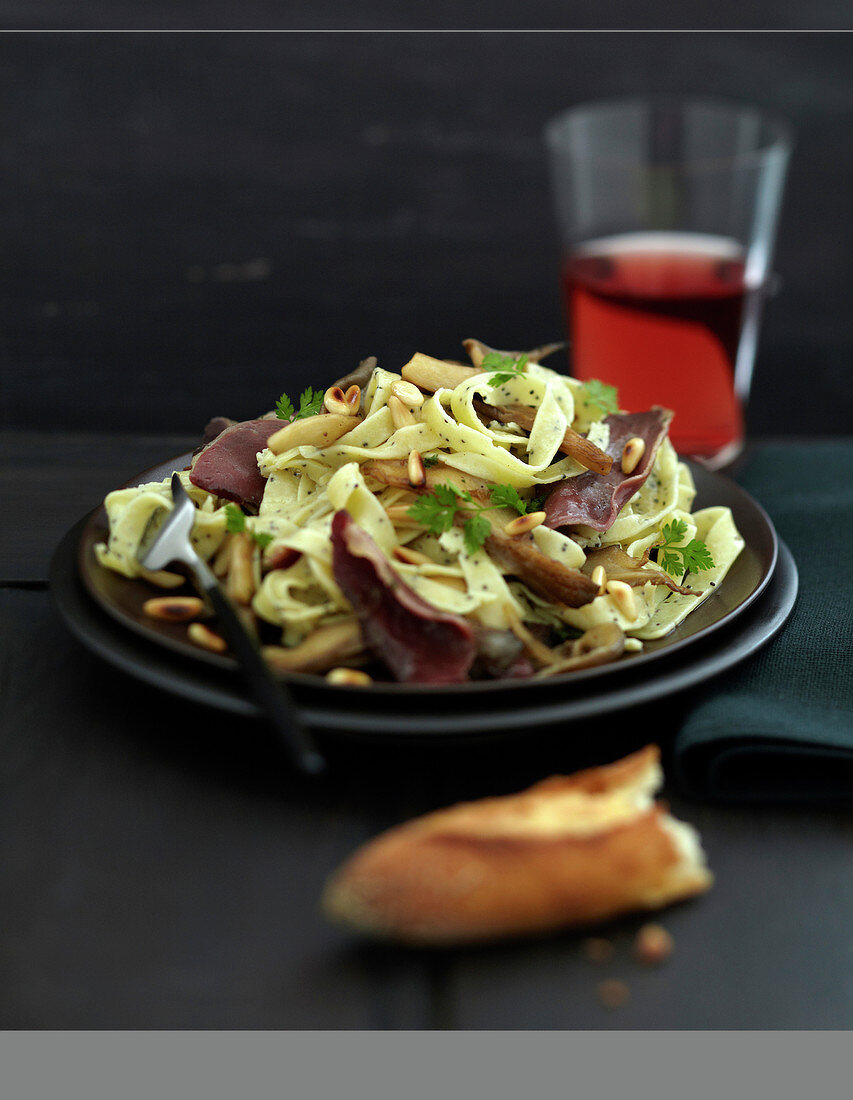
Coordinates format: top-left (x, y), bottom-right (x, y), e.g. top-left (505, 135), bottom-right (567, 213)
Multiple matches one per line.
top-left (275, 386), bottom-right (325, 421)
top-left (422, 454), bottom-right (441, 468)
top-left (405, 481), bottom-right (545, 554)
top-left (582, 378), bottom-right (620, 417)
top-left (463, 513), bottom-right (492, 555)
top-left (224, 503), bottom-right (247, 534)
top-left (252, 531), bottom-right (274, 551)
top-left (405, 485), bottom-right (463, 537)
top-left (481, 351), bottom-right (529, 387)
top-left (656, 519), bottom-right (715, 576)
top-left (224, 503), bottom-right (275, 551)
top-left (488, 483), bottom-right (528, 515)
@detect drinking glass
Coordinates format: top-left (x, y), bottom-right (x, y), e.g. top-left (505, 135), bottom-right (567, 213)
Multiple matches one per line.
top-left (545, 96), bottom-right (792, 468)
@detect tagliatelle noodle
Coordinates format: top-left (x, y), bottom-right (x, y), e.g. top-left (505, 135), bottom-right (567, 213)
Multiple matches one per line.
top-left (423, 388), bottom-right (586, 488)
top-left (94, 471), bottom-right (228, 581)
top-left (437, 527), bottom-right (526, 629)
top-left (632, 508), bottom-right (745, 639)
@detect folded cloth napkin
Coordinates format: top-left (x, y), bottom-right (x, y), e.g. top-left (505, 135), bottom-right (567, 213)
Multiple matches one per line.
top-left (672, 440), bottom-right (853, 803)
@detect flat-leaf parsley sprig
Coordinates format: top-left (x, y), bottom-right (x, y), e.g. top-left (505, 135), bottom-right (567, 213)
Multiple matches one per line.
top-left (480, 352), bottom-right (530, 386)
top-left (655, 518), bottom-right (715, 577)
top-left (581, 378), bottom-right (620, 417)
top-left (406, 482), bottom-right (542, 555)
top-left (224, 503), bottom-right (274, 550)
top-left (275, 386), bottom-right (325, 421)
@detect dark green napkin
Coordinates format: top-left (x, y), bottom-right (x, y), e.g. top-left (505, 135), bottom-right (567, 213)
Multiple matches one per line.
top-left (672, 441), bottom-right (853, 802)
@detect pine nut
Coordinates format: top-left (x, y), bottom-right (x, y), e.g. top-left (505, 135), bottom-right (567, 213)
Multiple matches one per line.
top-left (591, 564), bottom-right (607, 595)
top-left (391, 379), bottom-right (425, 408)
top-left (323, 385), bottom-right (352, 416)
top-left (142, 596), bottom-right (206, 622)
top-left (634, 923), bottom-right (674, 965)
top-left (392, 545), bottom-right (433, 566)
top-left (407, 449), bottom-right (426, 488)
top-left (503, 510), bottom-right (547, 537)
top-left (326, 667), bottom-right (373, 686)
top-left (621, 436), bottom-right (646, 475)
top-left (388, 394), bottom-right (416, 429)
top-left (384, 504), bottom-right (423, 526)
top-left (138, 567), bottom-right (185, 589)
top-left (344, 384), bottom-right (362, 414)
top-left (583, 937), bottom-right (615, 964)
top-left (606, 579), bottom-right (638, 622)
top-left (187, 622), bottom-right (228, 653)
top-left (597, 979), bottom-right (630, 1009)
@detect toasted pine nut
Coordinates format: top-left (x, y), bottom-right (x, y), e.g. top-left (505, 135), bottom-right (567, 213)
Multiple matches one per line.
top-left (597, 979), bottom-right (630, 1009)
top-left (407, 449), bottom-right (426, 488)
top-left (143, 596), bottom-right (206, 622)
top-left (621, 436), bottom-right (646, 475)
top-left (384, 504), bottom-right (423, 526)
top-left (344, 384), bottom-right (361, 413)
top-left (326, 667), bottom-right (373, 686)
top-left (391, 379), bottom-right (425, 408)
top-left (138, 567), bottom-right (185, 590)
top-left (634, 923), bottom-right (674, 965)
top-left (323, 385), bottom-right (352, 416)
top-left (187, 622), bottom-right (228, 653)
top-left (392, 545), bottom-right (434, 566)
top-left (583, 937), bottom-right (615, 964)
top-left (606, 579), bottom-right (638, 622)
top-left (503, 510), bottom-right (547, 537)
top-left (388, 394), bottom-right (416, 429)
top-left (591, 564), bottom-right (607, 595)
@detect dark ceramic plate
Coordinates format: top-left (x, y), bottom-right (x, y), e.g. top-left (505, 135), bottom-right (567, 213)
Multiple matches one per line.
top-left (49, 454), bottom-right (794, 739)
top-left (51, 524), bottom-right (797, 739)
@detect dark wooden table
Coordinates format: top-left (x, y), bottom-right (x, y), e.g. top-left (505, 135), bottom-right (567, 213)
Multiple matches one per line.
top-left (1, 430), bottom-right (851, 1029)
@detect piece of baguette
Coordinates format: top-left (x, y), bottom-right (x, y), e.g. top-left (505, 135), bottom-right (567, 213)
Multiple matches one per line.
top-left (321, 745), bottom-right (712, 946)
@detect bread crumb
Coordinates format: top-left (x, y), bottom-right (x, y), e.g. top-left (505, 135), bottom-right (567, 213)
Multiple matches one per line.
top-left (597, 979), bottom-right (630, 1008)
top-left (583, 936), bottom-right (614, 963)
top-left (634, 922), bottom-right (674, 964)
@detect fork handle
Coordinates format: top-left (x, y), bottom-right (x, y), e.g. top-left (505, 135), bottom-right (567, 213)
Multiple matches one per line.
top-left (195, 563), bottom-right (326, 776)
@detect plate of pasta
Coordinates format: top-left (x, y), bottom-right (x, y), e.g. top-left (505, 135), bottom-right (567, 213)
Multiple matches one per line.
top-left (69, 339), bottom-right (781, 725)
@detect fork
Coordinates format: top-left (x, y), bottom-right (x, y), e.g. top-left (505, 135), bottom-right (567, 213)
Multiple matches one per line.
top-left (139, 472), bottom-right (326, 776)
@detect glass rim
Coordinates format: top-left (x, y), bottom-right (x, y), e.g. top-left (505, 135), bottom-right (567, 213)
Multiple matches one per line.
top-left (544, 94), bottom-right (794, 167)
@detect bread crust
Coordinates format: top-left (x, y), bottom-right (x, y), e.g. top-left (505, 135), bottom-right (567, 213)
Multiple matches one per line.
top-left (322, 746), bottom-right (712, 945)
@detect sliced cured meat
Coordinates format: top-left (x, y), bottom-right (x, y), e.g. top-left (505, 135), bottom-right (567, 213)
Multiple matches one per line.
top-left (330, 510), bottom-right (477, 684)
top-left (189, 418), bottom-right (283, 511)
top-left (544, 408), bottom-right (673, 533)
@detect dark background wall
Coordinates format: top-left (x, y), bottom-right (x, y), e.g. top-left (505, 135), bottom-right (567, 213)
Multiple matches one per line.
top-left (1, 30), bottom-right (851, 437)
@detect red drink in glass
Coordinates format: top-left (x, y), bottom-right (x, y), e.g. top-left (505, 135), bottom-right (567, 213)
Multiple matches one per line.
top-left (562, 232), bottom-right (757, 463)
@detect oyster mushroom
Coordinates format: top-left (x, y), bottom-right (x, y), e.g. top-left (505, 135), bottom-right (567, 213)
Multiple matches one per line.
top-left (536, 622), bottom-right (626, 677)
top-left (262, 620), bottom-right (365, 675)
